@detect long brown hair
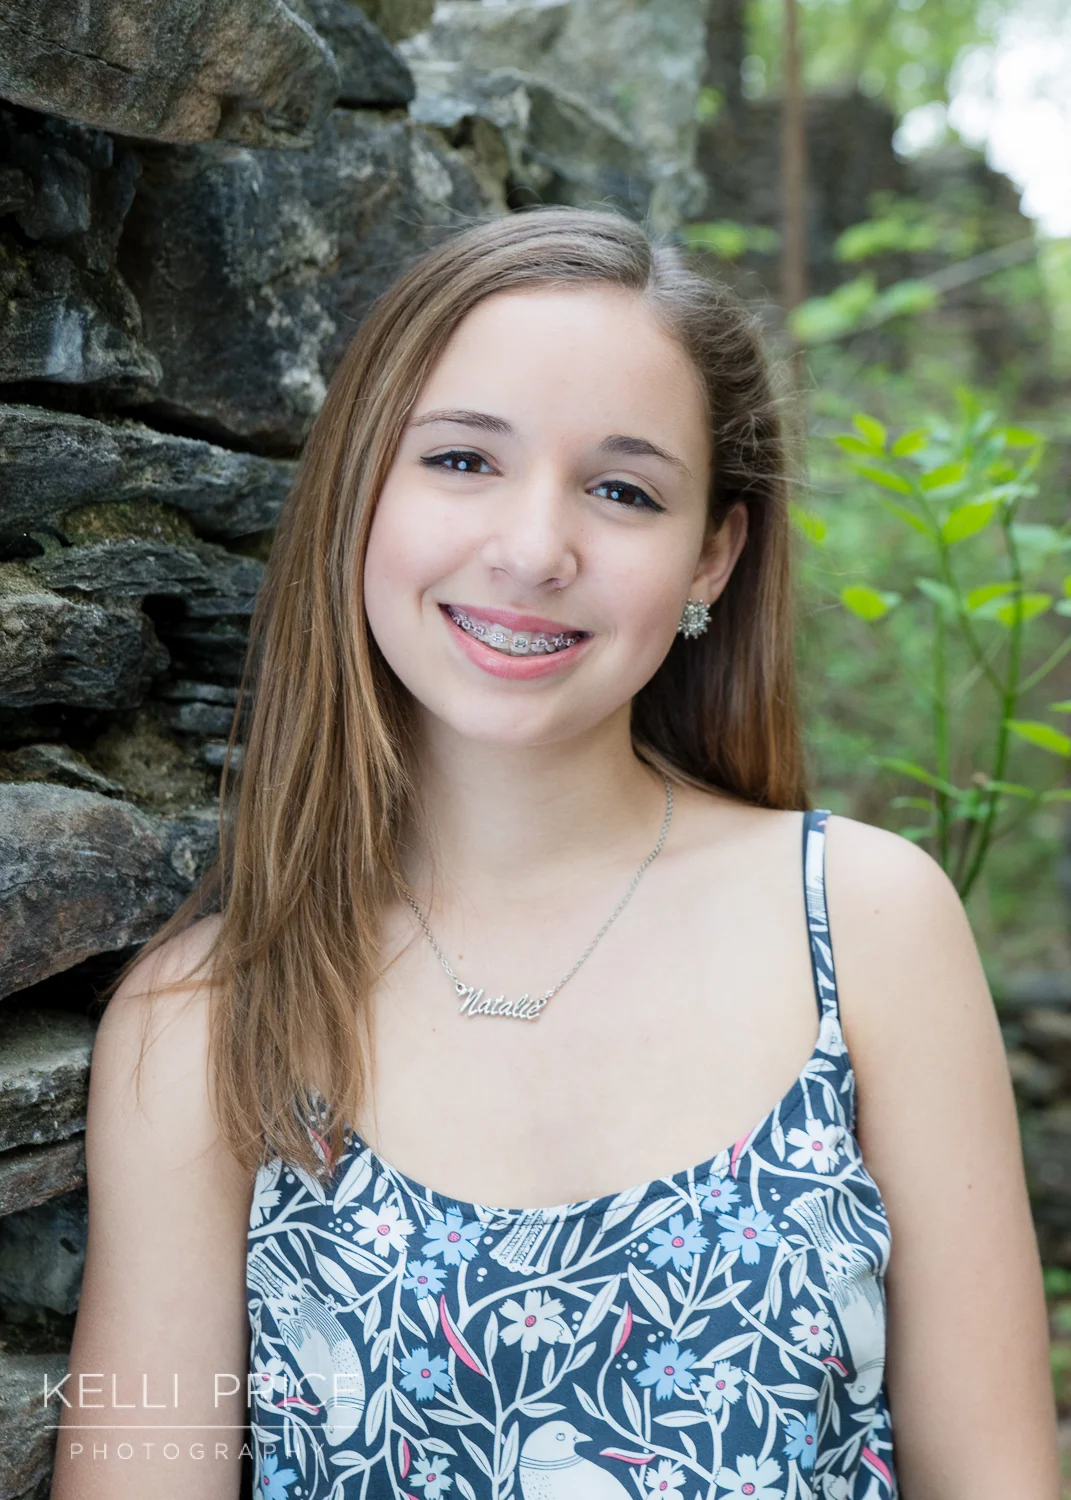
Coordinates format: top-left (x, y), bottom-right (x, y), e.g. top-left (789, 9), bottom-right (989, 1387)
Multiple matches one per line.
top-left (104, 206), bottom-right (807, 1180)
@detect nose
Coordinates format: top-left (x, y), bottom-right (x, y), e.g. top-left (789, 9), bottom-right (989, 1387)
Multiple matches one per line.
top-left (479, 471), bottom-right (579, 592)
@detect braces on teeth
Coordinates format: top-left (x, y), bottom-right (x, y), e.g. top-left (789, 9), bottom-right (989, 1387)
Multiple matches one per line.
top-left (446, 606), bottom-right (583, 656)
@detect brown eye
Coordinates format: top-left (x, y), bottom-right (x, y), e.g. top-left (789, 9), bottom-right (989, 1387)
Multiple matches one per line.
top-left (592, 479), bottom-right (664, 513)
top-left (421, 450), bottom-right (493, 475)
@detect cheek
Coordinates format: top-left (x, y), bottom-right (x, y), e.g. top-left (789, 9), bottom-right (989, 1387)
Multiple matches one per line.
top-left (363, 482), bottom-right (461, 626)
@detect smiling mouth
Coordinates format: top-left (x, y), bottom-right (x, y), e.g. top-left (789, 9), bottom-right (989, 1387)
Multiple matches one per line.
top-left (442, 605), bottom-right (589, 657)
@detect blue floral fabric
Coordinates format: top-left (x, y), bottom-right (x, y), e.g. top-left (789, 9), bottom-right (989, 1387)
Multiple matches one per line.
top-left (247, 809), bottom-right (897, 1500)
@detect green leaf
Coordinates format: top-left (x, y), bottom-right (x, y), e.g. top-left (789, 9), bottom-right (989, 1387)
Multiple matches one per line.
top-left (878, 498), bottom-right (933, 535)
top-left (852, 414), bottom-right (887, 453)
top-left (1041, 789), bottom-right (1071, 801)
top-left (873, 757), bottom-right (961, 797)
top-left (1000, 425), bottom-right (1041, 448)
top-left (898, 824), bottom-right (934, 843)
top-left (889, 796), bottom-right (934, 811)
top-left (870, 279), bottom-right (940, 321)
top-left (1048, 701), bottom-right (1071, 713)
top-left (833, 435), bottom-right (877, 457)
top-left (994, 593), bottom-right (1053, 627)
top-left (1010, 523), bottom-right (1071, 555)
top-left (891, 429), bottom-right (928, 457)
top-left (789, 503), bottom-right (827, 543)
top-left (788, 275), bottom-right (876, 343)
top-left (681, 220), bottom-right (779, 260)
top-left (966, 581), bottom-right (1017, 611)
top-left (915, 577), bottom-right (959, 618)
top-left (940, 500), bottom-right (997, 543)
top-left (833, 215), bottom-right (938, 263)
top-left (981, 781), bottom-right (1038, 799)
top-left (1063, 574), bottom-right (1071, 598)
top-left (1006, 720), bottom-right (1071, 757)
top-left (840, 584), bottom-right (899, 621)
top-left (851, 463), bottom-right (913, 495)
top-left (695, 86), bottom-right (723, 123)
top-left (920, 461), bottom-right (968, 492)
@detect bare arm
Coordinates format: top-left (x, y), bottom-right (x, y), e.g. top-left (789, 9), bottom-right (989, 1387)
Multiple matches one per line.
top-left (826, 814), bottom-right (1058, 1499)
top-left (50, 918), bottom-right (255, 1499)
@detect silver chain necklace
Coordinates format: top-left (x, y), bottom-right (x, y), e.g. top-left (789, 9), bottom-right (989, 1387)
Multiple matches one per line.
top-left (404, 773), bottom-right (674, 1022)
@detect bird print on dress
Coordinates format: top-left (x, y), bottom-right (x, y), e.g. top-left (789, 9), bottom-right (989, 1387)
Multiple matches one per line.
top-left (246, 810), bottom-right (898, 1499)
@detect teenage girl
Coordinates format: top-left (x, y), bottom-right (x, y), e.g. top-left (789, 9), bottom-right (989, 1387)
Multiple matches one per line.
top-left (53, 208), bottom-right (1057, 1500)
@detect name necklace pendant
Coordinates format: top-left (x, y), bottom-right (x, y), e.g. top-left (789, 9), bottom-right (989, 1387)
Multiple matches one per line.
top-left (403, 773), bottom-right (674, 1022)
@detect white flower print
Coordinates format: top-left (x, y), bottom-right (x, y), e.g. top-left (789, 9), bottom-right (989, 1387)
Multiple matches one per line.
top-left (246, 813), bottom-right (897, 1500)
top-left (716, 1455), bottom-right (784, 1499)
top-left (816, 1011), bottom-right (847, 1056)
top-left (353, 1201), bottom-right (414, 1256)
top-left (786, 1118), bottom-right (843, 1173)
top-left (697, 1360), bottom-right (745, 1413)
top-left (790, 1305), bottom-right (834, 1355)
top-left (499, 1289), bottom-right (568, 1353)
top-left (645, 1457), bottom-right (687, 1493)
top-left (411, 1454), bottom-right (453, 1497)
top-left (250, 1160), bottom-right (282, 1228)
top-left (251, 1352), bottom-right (290, 1408)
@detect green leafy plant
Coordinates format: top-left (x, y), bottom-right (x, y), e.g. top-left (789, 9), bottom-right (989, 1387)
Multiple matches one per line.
top-left (808, 392), bottom-right (1070, 898)
top-left (681, 220), bottom-right (780, 261)
top-left (789, 272), bottom-right (940, 345)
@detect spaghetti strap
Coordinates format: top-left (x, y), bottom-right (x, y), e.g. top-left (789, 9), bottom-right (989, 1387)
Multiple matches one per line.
top-left (802, 807), bottom-right (840, 1023)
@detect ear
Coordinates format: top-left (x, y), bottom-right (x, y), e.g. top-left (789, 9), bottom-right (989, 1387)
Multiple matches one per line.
top-left (690, 502), bottom-right (748, 606)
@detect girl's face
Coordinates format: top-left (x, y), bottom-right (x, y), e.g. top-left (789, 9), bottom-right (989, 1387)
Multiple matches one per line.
top-left (363, 285), bottom-right (746, 751)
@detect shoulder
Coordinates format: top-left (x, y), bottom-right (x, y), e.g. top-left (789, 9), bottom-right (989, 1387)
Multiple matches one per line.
top-left (819, 812), bottom-right (998, 1072)
top-left (821, 810), bottom-right (963, 934)
top-left (89, 914), bottom-right (233, 1172)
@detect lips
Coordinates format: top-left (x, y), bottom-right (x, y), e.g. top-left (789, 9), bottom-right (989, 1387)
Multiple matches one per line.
top-left (441, 604), bottom-right (589, 658)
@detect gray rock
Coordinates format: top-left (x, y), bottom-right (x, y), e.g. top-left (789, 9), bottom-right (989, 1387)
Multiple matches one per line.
top-left (0, 104), bottom-right (161, 391)
top-left (0, 515), bottom-right (262, 707)
top-left (0, 744), bottom-right (125, 798)
top-left (289, 0), bottom-right (415, 106)
top-left (0, 1349), bottom-right (68, 1499)
top-left (159, 699), bottom-right (237, 737)
top-left (359, 0), bottom-right (434, 44)
top-left (0, 1186), bottom-right (87, 1313)
top-left (157, 679), bottom-right (238, 705)
top-left (0, 0), bottom-right (340, 148)
top-left (0, 404), bottom-right (293, 542)
top-left (0, 562), bottom-right (170, 710)
top-left (1023, 1104), bottom-right (1071, 1262)
top-left (0, 239), bottom-right (160, 392)
top-left (1020, 1008), bottom-right (1071, 1089)
top-left (0, 1139), bottom-right (85, 1218)
top-left (406, 61), bottom-right (651, 216)
top-left (120, 109), bottom-right (500, 449)
top-left (401, 0), bottom-right (706, 228)
top-left (30, 535), bottom-right (263, 619)
top-left (0, 105), bottom-right (138, 274)
top-left (0, 783), bottom-right (218, 996)
top-left (0, 1011), bottom-right (94, 1154)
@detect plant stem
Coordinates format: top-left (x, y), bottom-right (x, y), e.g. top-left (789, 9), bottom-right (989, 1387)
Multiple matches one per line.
top-left (959, 515), bottom-right (1027, 899)
top-left (1020, 631), bottom-right (1071, 694)
top-left (932, 600), bottom-right (951, 868)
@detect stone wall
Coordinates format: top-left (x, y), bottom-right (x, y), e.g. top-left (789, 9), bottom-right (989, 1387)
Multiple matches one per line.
top-left (0, 2), bottom-right (703, 1493)
top-left (1, 5), bottom-right (1066, 1491)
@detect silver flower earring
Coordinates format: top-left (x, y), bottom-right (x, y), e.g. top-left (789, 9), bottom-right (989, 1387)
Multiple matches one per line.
top-left (678, 598), bottom-right (711, 639)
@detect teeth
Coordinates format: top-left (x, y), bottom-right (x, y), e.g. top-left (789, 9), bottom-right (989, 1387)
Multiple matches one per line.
top-left (446, 607), bottom-right (582, 657)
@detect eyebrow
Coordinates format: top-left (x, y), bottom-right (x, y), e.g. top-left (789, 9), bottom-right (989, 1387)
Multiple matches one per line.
top-left (409, 409), bottom-right (690, 476)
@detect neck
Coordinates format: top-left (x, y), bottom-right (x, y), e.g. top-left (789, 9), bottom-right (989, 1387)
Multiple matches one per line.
top-left (404, 708), bottom-right (668, 899)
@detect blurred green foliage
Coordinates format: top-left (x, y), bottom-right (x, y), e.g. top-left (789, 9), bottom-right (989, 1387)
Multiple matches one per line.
top-left (745, 0), bottom-right (1015, 115)
top-left (797, 395), bottom-right (1070, 898)
top-left (681, 220), bottom-right (781, 260)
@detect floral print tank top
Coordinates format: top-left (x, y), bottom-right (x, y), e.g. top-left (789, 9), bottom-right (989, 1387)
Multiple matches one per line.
top-left (247, 809), bottom-right (897, 1500)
